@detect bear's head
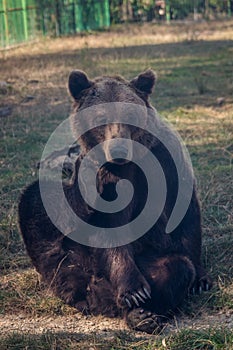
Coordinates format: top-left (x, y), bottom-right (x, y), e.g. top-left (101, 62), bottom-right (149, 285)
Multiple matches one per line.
top-left (68, 70), bottom-right (156, 165)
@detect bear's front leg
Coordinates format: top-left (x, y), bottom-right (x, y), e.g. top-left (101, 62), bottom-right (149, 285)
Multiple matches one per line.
top-left (102, 247), bottom-right (151, 309)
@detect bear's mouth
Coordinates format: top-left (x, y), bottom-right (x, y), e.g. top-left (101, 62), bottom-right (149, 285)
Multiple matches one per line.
top-left (110, 158), bottom-right (130, 165)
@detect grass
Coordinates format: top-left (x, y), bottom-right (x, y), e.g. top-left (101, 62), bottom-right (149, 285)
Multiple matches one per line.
top-left (0, 19), bottom-right (233, 349)
top-left (0, 328), bottom-right (232, 349)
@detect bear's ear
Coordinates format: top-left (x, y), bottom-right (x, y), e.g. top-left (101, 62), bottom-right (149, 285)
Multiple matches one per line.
top-left (68, 70), bottom-right (94, 100)
top-left (130, 69), bottom-right (156, 96)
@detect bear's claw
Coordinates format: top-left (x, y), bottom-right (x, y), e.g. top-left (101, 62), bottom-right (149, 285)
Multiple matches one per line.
top-left (131, 295), bottom-right (140, 306)
top-left (143, 287), bottom-right (151, 299)
top-left (125, 297), bottom-right (132, 308)
top-left (135, 292), bottom-right (145, 303)
top-left (190, 274), bottom-right (212, 295)
top-left (123, 286), bottom-right (151, 308)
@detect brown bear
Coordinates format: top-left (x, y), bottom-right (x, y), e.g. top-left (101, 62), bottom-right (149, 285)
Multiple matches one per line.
top-left (18, 69), bottom-right (212, 333)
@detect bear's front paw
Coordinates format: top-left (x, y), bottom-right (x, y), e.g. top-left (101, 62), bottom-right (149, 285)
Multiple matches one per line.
top-left (73, 300), bottom-right (90, 315)
top-left (126, 308), bottom-right (166, 334)
top-left (117, 276), bottom-right (151, 308)
top-left (190, 268), bottom-right (213, 295)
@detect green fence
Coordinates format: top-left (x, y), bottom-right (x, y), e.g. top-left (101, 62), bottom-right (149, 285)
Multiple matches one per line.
top-left (0, 0), bottom-right (110, 48)
top-left (0, 0), bottom-right (37, 47)
top-left (1, 0), bottom-right (231, 47)
top-left (38, 0), bottom-right (110, 36)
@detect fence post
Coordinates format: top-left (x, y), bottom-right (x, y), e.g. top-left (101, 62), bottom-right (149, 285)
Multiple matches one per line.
top-left (22, 0), bottom-right (28, 41)
top-left (204, 0), bottom-right (209, 19)
top-left (72, 0), bottom-right (76, 33)
top-left (227, 0), bottom-right (232, 16)
top-left (3, 0), bottom-right (9, 46)
top-left (104, 0), bottom-right (110, 27)
top-left (193, 0), bottom-right (198, 21)
top-left (166, 0), bottom-right (170, 23)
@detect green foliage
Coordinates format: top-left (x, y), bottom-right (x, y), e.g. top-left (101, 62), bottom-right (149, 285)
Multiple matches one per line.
top-left (108, 0), bottom-right (232, 22)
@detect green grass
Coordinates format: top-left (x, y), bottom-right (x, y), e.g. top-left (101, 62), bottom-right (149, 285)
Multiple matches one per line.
top-left (0, 19), bottom-right (233, 349)
top-left (0, 328), bottom-right (232, 349)
top-left (166, 328), bottom-right (233, 350)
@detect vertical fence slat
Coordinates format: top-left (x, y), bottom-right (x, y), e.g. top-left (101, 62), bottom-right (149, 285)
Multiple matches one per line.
top-left (104, 0), bottom-right (110, 27)
top-left (22, 0), bottom-right (28, 41)
top-left (3, 0), bottom-right (9, 46)
top-left (228, 0), bottom-right (232, 17)
top-left (166, 0), bottom-right (170, 23)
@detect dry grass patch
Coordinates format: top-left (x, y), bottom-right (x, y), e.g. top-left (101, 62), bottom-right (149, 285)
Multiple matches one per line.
top-left (0, 269), bottom-right (76, 316)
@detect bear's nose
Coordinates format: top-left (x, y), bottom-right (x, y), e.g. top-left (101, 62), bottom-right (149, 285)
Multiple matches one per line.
top-left (110, 146), bottom-right (129, 164)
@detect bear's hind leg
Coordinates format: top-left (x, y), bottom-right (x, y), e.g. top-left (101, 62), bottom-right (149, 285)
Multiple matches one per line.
top-left (37, 237), bottom-right (92, 314)
top-left (19, 181), bottom-right (92, 314)
top-left (141, 255), bottom-right (195, 313)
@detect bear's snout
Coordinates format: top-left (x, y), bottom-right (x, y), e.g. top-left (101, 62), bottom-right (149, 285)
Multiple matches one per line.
top-left (109, 145), bottom-right (129, 164)
top-left (104, 138), bottom-right (132, 165)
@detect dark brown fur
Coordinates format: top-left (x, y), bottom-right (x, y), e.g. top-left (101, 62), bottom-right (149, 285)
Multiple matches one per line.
top-left (18, 70), bottom-right (212, 333)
